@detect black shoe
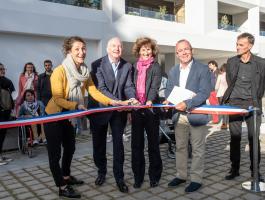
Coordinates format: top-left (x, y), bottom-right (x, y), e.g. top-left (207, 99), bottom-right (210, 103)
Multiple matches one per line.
top-left (185, 182), bottom-right (202, 193)
top-left (168, 177), bottom-right (186, 187)
top-left (65, 176), bottom-right (84, 185)
top-left (133, 182), bottom-right (143, 189)
top-left (117, 181), bottom-right (129, 193)
top-left (150, 181), bottom-right (159, 188)
top-left (59, 185), bottom-right (81, 199)
top-left (225, 169), bottom-right (239, 180)
top-left (95, 174), bottom-right (106, 186)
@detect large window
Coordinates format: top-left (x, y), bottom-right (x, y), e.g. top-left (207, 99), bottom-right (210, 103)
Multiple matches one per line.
top-left (125, 0), bottom-right (185, 23)
top-left (40, 0), bottom-right (102, 10)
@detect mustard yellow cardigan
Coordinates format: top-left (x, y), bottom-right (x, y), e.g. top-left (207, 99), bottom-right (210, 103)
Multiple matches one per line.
top-left (45, 65), bottom-right (111, 114)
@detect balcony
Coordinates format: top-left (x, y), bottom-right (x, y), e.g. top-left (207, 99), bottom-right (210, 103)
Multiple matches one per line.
top-left (218, 23), bottom-right (240, 32)
top-left (40, 0), bottom-right (102, 10)
top-left (126, 6), bottom-right (175, 22)
top-left (218, 2), bottom-right (248, 33)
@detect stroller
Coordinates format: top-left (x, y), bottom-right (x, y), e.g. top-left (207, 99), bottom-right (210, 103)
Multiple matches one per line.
top-left (159, 112), bottom-right (192, 159)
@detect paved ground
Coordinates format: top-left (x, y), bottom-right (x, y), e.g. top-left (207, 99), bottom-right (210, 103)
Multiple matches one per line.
top-left (0, 123), bottom-right (265, 200)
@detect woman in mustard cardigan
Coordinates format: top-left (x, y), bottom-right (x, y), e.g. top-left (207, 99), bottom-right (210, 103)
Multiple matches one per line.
top-left (44, 36), bottom-right (124, 199)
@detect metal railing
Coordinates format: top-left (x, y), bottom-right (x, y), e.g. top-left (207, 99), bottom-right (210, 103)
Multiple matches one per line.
top-left (126, 6), bottom-right (176, 22)
top-left (40, 0), bottom-right (101, 10)
top-left (218, 23), bottom-right (240, 32)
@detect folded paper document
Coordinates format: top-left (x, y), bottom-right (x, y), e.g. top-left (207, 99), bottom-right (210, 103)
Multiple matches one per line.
top-left (167, 86), bottom-right (196, 105)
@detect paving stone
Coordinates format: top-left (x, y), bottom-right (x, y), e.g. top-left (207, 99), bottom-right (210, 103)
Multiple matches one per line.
top-left (29, 184), bottom-right (47, 190)
top-left (158, 191), bottom-right (178, 199)
top-left (132, 191), bottom-right (153, 199)
top-left (34, 188), bottom-right (53, 196)
top-left (39, 193), bottom-right (58, 200)
top-left (12, 187), bottom-right (29, 195)
top-left (6, 183), bottom-right (24, 190)
top-left (91, 194), bottom-right (112, 200)
top-left (214, 192), bottom-right (233, 200)
top-left (241, 193), bottom-right (264, 200)
top-left (0, 191), bottom-right (11, 198)
top-left (15, 192), bottom-right (35, 199)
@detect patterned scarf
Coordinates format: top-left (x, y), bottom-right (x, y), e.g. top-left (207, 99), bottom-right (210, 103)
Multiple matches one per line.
top-left (136, 57), bottom-right (154, 104)
top-left (23, 100), bottom-right (39, 116)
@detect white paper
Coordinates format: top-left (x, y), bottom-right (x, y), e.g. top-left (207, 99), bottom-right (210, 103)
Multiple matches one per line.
top-left (167, 86), bottom-right (196, 105)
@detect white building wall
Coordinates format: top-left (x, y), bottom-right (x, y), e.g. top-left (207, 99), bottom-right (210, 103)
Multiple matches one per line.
top-left (1, 0), bottom-right (265, 94)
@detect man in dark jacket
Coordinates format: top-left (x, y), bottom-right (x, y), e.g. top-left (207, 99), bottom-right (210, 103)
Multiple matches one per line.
top-left (88, 37), bottom-right (138, 193)
top-left (37, 59), bottom-right (53, 106)
top-left (222, 32), bottom-right (265, 180)
top-left (0, 63), bottom-right (15, 165)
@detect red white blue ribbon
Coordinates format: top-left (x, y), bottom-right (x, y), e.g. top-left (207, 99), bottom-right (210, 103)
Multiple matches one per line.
top-left (0, 105), bottom-right (249, 129)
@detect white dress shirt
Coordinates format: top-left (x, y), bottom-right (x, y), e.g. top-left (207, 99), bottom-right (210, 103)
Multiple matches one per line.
top-left (179, 60), bottom-right (193, 88)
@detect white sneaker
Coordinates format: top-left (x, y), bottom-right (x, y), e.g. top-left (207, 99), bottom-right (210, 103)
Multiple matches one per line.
top-left (33, 140), bottom-right (39, 145)
top-left (43, 139), bottom-right (47, 144)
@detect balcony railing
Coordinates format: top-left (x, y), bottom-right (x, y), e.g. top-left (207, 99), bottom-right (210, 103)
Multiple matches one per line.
top-left (126, 6), bottom-right (175, 22)
top-left (218, 23), bottom-right (240, 32)
top-left (260, 31), bottom-right (265, 36)
top-left (40, 0), bottom-right (102, 10)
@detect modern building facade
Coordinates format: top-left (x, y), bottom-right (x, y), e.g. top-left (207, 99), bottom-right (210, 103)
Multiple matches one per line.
top-left (1, 0), bottom-right (265, 95)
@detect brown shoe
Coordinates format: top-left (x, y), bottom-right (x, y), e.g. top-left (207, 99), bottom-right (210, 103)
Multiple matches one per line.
top-left (221, 124), bottom-right (228, 129)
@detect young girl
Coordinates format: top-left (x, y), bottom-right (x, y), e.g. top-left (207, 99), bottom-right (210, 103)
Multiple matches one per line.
top-left (18, 89), bottom-right (46, 144)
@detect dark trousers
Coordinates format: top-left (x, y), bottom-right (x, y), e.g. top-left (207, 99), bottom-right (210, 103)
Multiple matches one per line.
top-left (0, 110), bottom-right (11, 154)
top-left (131, 109), bottom-right (162, 183)
top-left (229, 99), bottom-right (261, 171)
top-left (90, 112), bottom-right (127, 183)
top-left (44, 120), bottom-right (75, 187)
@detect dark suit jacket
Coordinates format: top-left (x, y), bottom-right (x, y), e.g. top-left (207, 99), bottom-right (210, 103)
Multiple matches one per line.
top-left (88, 56), bottom-right (136, 124)
top-left (165, 59), bottom-right (211, 126)
top-left (132, 61), bottom-right (162, 104)
top-left (222, 54), bottom-right (265, 110)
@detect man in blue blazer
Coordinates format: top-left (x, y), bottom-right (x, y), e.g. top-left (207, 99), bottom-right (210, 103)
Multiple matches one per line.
top-left (165, 39), bottom-right (211, 193)
top-left (88, 37), bottom-right (138, 193)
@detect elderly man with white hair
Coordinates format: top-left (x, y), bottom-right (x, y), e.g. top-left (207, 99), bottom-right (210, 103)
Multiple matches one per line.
top-left (88, 37), bottom-right (139, 193)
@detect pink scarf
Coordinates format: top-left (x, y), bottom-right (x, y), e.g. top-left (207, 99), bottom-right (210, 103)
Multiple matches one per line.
top-left (136, 57), bottom-right (154, 104)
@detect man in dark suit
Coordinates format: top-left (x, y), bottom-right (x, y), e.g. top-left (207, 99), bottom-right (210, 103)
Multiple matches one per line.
top-left (165, 39), bottom-right (211, 193)
top-left (88, 37), bottom-right (138, 193)
top-left (222, 33), bottom-right (265, 180)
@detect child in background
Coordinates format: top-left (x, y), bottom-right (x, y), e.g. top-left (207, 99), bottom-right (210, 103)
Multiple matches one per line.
top-left (18, 89), bottom-right (46, 144)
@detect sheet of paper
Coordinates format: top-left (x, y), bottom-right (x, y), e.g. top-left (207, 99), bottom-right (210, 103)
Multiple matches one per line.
top-left (167, 86), bottom-right (196, 105)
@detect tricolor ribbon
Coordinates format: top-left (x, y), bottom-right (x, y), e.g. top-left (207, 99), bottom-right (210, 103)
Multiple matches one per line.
top-left (0, 104), bottom-right (250, 129)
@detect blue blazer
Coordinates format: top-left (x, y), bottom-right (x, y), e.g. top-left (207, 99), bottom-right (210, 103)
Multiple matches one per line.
top-left (88, 56), bottom-right (136, 124)
top-left (165, 59), bottom-right (211, 126)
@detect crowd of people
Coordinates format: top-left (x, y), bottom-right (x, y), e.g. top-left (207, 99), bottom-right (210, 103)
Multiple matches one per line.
top-left (0, 32), bottom-right (265, 199)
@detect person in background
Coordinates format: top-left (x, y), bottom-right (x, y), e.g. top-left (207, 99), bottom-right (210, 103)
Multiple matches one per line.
top-left (215, 63), bottom-right (228, 129)
top-left (131, 37), bottom-right (163, 189)
top-left (208, 60), bottom-right (219, 124)
top-left (222, 32), bottom-right (265, 181)
top-left (44, 36), bottom-right (124, 199)
top-left (0, 63), bottom-right (15, 165)
top-left (16, 62), bottom-right (38, 115)
top-left (165, 39), bottom-right (211, 193)
top-left (18, 89), bottom-right (46, 145)
top-left (37, 59), bottom-right (53, 106)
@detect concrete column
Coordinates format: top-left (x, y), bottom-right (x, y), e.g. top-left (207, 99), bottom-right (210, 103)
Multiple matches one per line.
top-left (248, 6), bottom-right (260, 53)
top-left (164, 53), bottom-right (177, 74)
top-left (102, 0), bottom-right (125, 22)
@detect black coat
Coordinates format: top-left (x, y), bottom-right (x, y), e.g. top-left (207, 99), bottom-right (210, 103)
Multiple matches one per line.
top-left (222, 54), bottom-right (265, 109)
top-left (132, 61), bottom-right (162, 104)
top-left (37, 72), bottom-right (52, 106)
